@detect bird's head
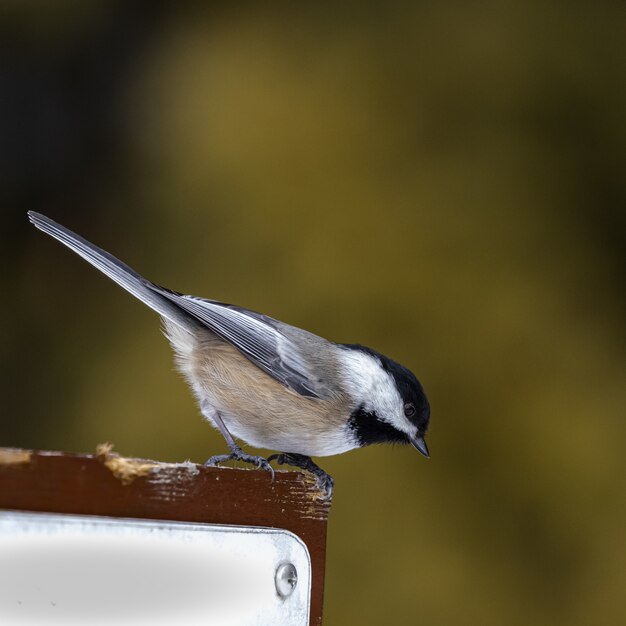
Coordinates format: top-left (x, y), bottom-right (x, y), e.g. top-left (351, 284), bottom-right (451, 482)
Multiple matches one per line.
top-left (342, 345), bottom-right (430, 457)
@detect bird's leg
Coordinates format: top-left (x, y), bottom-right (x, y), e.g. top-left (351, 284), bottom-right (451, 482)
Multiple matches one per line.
top-left (268, 452), bottom-right (334, 499)
top-left (201, 401), bottom-right (274, 479)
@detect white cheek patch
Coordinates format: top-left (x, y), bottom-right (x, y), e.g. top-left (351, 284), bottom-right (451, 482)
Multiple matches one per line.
top-left (338, 349), bottom-right (408, 431)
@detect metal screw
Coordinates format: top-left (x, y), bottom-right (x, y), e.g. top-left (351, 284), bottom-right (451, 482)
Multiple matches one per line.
top-left (275, 562), bottom-right (297, 598)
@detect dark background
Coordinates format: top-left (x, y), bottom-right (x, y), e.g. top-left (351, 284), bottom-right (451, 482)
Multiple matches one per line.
top-left (1, 2), bottom-right (624, 624)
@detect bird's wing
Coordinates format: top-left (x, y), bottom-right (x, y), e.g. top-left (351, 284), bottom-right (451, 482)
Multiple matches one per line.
top-left (153, 287), bottom-right (324, 399)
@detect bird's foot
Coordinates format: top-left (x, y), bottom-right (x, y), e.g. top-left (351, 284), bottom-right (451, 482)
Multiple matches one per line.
top-left (268, 453), bottom-right (334, 500)
top-left (205, 450), bottom-right (275, 480)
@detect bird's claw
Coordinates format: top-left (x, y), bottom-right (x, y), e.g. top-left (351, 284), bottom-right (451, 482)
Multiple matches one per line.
top-left (205, 452), bottom-right (275, 480)
top-left (268, 453), bottom-right (334, 500)
top-left (315, 473), bottom-right (334, 500)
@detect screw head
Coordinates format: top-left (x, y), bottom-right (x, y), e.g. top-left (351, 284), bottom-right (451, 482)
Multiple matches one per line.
top-left (275, 562), bottom-right (297, 598)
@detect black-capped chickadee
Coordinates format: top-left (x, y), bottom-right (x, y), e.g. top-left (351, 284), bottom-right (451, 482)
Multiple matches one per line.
top-left (28, 212), bottom-right (430, 497)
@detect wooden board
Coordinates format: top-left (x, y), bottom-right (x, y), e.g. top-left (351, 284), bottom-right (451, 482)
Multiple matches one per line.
top-left (0, 446), bottom-right (331, 625)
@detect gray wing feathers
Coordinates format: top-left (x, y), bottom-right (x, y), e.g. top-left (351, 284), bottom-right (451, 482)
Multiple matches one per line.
top-left (28, 211), bottom-right (325, 399)
top-left (154, 292), bottom-right (323, 398)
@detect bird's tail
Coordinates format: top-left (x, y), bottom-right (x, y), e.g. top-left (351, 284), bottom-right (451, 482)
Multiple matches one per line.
top-left (27, 211), bottom-right (197, 331)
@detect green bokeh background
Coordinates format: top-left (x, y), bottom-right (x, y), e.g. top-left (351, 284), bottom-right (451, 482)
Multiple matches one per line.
top-left (2, 2), bottom-right (624, 625)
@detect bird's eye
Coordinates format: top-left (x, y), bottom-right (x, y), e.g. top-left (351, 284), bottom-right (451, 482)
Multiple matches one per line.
top-left (404, 403), bottom-right (416, 418)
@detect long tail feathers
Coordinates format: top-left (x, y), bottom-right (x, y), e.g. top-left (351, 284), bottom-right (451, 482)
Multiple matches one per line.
top-left (27, 211), bottom-right (196, 330)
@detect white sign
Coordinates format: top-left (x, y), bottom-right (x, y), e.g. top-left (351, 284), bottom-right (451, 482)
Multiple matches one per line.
top-left (0, 511), bottom-right (311, 626)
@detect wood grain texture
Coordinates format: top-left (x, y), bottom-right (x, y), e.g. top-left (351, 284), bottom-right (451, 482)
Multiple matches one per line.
top-left (0, 446), bottom-right (330, 625)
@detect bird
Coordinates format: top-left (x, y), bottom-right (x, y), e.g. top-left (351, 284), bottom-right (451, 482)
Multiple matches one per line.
top-left (28, 211), bottom-right (430, 498)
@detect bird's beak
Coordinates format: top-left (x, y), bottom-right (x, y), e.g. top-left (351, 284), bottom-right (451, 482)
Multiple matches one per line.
top-left (409, 434), bottom-right (430, 458)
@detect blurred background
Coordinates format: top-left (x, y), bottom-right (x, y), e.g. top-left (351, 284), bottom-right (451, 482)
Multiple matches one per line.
top-left (1, 1), bottom-right (624, 624)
